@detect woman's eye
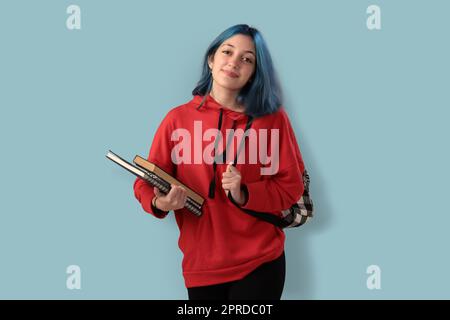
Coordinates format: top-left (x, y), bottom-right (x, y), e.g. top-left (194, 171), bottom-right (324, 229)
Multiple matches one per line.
top-left (222, 50), bottom-right (252, 64)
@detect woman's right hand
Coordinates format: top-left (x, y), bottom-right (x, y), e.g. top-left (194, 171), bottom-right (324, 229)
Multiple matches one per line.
top-left (153, 185), bottom-right (188, 212)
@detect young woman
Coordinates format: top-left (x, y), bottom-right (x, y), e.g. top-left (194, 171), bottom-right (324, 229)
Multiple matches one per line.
top-left (133, 24), bottom-right (306, 300)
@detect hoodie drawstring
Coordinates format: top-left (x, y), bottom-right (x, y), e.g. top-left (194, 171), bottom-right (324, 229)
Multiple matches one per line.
top-left (208, 109), bottom-right (224, 198)
top-left (208, 109), bottom-right (254, 199)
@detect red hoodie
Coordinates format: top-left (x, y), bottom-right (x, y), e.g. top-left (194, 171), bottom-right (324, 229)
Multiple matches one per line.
top-left (133, 94), bottom-right (305, 288)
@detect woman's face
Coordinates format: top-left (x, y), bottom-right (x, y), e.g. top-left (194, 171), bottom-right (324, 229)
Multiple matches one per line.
top-left (208, 34), bottom-right (256, 92)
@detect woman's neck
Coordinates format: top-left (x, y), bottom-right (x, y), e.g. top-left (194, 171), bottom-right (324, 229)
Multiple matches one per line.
top-left (209, 88), bottom-right (244, 112)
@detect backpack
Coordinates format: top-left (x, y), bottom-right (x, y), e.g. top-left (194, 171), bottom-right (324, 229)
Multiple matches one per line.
top-left (227, 169), bottom-right (314, 229)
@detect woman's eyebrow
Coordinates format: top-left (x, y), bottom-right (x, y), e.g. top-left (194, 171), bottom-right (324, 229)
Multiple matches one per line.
top-left (222, 43), bottom-right (255, 56)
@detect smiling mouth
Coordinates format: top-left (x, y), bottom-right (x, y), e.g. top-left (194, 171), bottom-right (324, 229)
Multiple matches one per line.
top-left (222, 70), bottom-right (239, 78)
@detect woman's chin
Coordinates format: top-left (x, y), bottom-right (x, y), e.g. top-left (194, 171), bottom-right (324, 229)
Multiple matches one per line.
top-left (216, 79), bottom-right (245, 91)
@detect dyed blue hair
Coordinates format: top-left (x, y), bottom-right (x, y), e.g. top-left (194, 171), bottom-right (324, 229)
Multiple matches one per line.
top-left (192, 24), bottom-right (283, 118)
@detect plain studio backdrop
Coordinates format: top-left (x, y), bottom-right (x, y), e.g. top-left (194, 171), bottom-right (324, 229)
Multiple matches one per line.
top-left (0, 0), bottom-right (449, 299)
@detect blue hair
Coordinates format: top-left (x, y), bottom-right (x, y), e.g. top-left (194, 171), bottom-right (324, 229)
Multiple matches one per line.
top-left (192, 24), bottom-right (283, 118)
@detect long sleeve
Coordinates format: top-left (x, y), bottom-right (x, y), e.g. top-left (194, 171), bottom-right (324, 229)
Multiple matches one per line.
top-left (240, 109), bottom-right (305, 213)
top-left (133, 111), bottom-right (176, 219)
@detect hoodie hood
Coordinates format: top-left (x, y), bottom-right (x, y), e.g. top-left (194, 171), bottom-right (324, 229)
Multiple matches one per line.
top-left (192, 94), bottom-right (249, 122)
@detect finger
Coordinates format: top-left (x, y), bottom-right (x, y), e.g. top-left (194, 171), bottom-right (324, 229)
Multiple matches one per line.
top-left (222, 183), bottom-right (234, 190)
top-left (172, 185), bottom-right (183, 194)
top-left (177, 187), bottom-right (186, 199)
top-left (176, 189), bottom-right (185, 204)
top-left (221, 177), bottom-right (231, 184)
top-left (179, 195), bottom-right (188, 208)
top-left (168, 185), bottom-right (180, 200)
top-left (173, 185), bottom-right (186, 195)
top-left (182, 189), bottom-right (188, 203)
top-left (175, 187), bottom-right (186, 203)
top-left (222, 180), bottom-right (239, 188)
top-left (222, 175), bottom-right (240, 183)
top-left (222, 172), bottom-right (236, 179)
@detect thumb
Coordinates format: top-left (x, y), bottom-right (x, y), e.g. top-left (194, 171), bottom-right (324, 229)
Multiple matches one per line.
top-left (154, 187), bottom-right (163, 197)
top-left (227, 163), bottom-right (240, 175)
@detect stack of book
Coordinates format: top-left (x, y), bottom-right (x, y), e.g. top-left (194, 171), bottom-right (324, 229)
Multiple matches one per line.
top-left (106, 150), bottom-right (204, 216)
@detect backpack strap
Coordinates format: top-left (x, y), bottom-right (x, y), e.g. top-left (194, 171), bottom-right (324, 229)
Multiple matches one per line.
top-left (225, 116), bottom-right (313, 229)
top-left (227, 191), bottom-right (289, 228)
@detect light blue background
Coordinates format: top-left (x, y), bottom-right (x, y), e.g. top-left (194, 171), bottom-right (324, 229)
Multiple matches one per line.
top-left (1, 0), bottom-right (449, 299)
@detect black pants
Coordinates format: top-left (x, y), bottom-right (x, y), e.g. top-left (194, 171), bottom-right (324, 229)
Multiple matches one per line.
top-left (187, 252), bottom-right (285, 300)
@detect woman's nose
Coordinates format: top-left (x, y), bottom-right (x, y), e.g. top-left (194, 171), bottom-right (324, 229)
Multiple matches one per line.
top-left (227, 59), bottom-right (240, 69)
top-left (227, 55), bottom-right (241, 68)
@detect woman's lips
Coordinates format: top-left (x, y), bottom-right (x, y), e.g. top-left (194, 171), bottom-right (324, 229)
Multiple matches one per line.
top-left (222, 70), bottom-right (239, 78)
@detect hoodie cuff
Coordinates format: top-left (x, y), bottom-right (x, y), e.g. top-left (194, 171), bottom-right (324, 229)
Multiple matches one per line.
top-left (239, 181), bottom-right (270, 212)
top-left (151, 196), bottom-right (170, 218)
top-left (241, 184), bottom-right (249, 206)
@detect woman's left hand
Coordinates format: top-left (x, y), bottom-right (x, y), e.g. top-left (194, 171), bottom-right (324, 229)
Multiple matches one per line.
top-left (222, 163), bottom-right (246, 205)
